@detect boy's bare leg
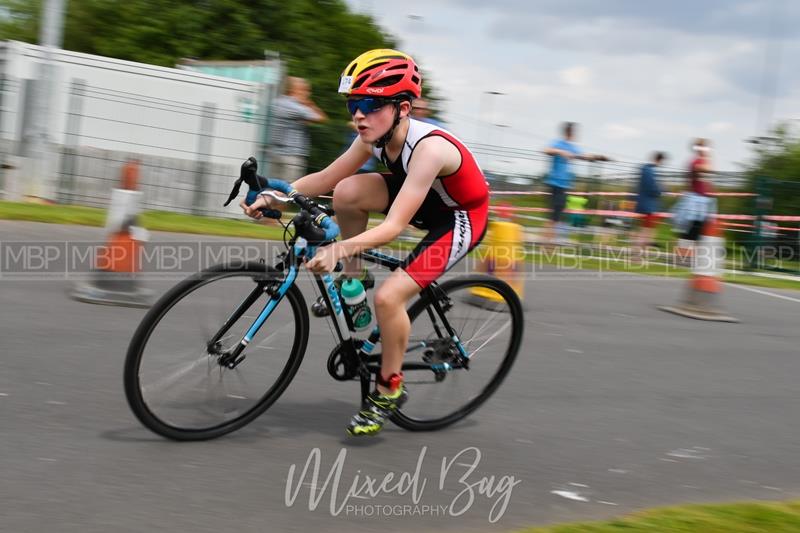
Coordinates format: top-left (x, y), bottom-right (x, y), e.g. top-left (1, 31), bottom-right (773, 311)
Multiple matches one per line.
top-left (373, 268), bottom-right (423, 393)
top-left (332, 173), bottom-right (389, 276)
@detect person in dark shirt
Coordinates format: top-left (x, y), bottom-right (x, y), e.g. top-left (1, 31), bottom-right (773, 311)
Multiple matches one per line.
top-left (683, 138), bottom-right (714, 241)
top-left (634, 151), bottom-right (665, 248)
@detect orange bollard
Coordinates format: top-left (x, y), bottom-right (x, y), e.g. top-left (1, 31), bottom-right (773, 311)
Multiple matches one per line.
top-left (69, 159), bottom-right (152, 307)
top-left (120, 158), bottom-right (140, 190)
top-left (659, 217), bottom-right (737, 322)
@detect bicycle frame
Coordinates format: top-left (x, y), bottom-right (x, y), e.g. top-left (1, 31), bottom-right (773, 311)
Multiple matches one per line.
top-left (212, 237), bottom-right (472, 400)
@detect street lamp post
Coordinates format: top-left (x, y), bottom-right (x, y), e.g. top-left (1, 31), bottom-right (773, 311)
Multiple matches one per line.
top-left (491, 123), bottom-right (511, 173)
top-left (476, 90), bottom-right (505, 168)
top-left (20, 0), bottom-right (67, 201)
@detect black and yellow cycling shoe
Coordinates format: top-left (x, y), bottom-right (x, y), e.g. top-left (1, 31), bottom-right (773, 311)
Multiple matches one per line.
top-left (346, 382), bottom-right (407, 437)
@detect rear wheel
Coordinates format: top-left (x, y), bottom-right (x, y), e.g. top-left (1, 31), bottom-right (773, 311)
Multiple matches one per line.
top-left (392, 275), bottom-right (524, 431)
top-left (124, 262), bottom-right (309, 441)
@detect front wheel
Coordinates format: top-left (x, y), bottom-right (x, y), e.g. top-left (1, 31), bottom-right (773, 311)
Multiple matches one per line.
top-left (124, 262), bottom-right (309, 441)
top-left (392, 275), bottom-right (524, 431)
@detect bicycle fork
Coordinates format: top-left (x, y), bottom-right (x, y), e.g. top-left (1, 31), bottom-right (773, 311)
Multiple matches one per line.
top-left (213, 266), bottom-right (299, 369)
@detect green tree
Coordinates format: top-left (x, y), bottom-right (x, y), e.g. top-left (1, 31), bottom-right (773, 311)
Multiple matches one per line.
top-left (746, 124), bottom-right (800, 216)
top-left (0, 0), bottom-right (443, 170)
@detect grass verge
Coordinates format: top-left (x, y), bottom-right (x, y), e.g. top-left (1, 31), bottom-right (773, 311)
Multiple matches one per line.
top-left (0, 201), bottom-right (286, 240)
top-left (520, 500), bottom-right (800, 533)
top-left (1, 200), bottom-right (798, 290)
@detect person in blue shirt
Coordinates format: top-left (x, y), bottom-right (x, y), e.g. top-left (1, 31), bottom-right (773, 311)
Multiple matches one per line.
top-left (543, 122), bottom-right (603, 244)
top-left (635, 151), bottom-right (665, 248)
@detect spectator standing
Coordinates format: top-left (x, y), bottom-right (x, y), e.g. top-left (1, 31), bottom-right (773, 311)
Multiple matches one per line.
top-left (269, 76), bottom-right (328, 182)
top-left (673, 139), bottom-right (715, 265)
top-left (542, 122), bottom-right (603, 245)
top-left (683, 138), bottom-right (714, 241)
top-left (566, 192), bottom-right (589, 237)
top-left (634, 151), bottom-right (665, 248)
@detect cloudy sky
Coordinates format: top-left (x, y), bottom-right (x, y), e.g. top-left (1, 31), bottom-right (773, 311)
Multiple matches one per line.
top-left (345, 0), bottom-right (799, 175)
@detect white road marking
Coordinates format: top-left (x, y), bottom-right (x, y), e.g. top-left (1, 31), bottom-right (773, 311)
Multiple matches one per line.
top-left (551, 490), bottom-right (589, 502)
top-left (727, 283), bottom-right (800, 304)
top-left (667, 447), bottom-right (709, 459)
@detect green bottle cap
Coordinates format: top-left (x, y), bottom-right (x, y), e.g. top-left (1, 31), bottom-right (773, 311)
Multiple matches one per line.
top-left (340, 278), bottom-right (364, 299)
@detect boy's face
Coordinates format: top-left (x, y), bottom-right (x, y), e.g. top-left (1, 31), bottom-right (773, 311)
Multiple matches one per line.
top-left (349, 97), bottom-right (410, 144)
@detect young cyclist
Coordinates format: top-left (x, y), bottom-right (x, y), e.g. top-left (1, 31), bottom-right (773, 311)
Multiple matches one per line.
top-left (243, 49), bottom-right (489, 436)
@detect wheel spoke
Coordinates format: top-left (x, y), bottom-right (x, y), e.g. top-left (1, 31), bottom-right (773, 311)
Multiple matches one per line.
top-left (126, 268), bottom-right (307, 439)
top-left (463, 320), bottom-right (512, 356)
top-left (141, 353), bottom-right (211, 397)
top-left (394, 279), bottom-right (521, 430)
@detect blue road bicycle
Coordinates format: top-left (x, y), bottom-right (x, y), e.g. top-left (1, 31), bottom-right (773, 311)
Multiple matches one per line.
top-left (124, 178), bottom-right (523, 441)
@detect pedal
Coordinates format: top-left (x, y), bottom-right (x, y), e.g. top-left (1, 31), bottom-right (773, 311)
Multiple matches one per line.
top-left (311, 296), bottom-right (330, 317)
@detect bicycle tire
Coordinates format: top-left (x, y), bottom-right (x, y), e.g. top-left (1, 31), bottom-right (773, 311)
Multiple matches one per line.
top-left (124, 261), bottom-right (309, 441)
top-left (392, 275), bottom-right (524, 431)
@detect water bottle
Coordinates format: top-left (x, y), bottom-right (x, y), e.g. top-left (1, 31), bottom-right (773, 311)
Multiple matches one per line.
top-left (341, 278), bottom-right (372, 331)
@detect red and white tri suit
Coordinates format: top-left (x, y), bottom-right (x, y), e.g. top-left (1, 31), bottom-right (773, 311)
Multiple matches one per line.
top-left (374, 118), bottom-right (489, 287)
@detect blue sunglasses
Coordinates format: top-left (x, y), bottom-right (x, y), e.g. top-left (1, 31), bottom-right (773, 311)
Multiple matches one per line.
top-left (346, 97), bottom-right (396, 116)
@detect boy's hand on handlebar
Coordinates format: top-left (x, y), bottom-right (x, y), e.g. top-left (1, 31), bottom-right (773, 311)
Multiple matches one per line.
top-left (243, 192), bottom-right (285, 219)
top-left (242, 196), bottom-right (267, 219)
top-left (305, 245), bottom-right (340, 274)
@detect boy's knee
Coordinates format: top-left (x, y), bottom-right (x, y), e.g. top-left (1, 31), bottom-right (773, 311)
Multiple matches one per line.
top-left (333, 176), bottom-right (360, 210)
top-left (373, 286), bottom-right (396, 311)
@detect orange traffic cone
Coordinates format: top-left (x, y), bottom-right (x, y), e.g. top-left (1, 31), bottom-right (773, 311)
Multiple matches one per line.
top-left (70, 159), bottom-right (152, 307)
top-left (659, 217), bottom-right (737, 322)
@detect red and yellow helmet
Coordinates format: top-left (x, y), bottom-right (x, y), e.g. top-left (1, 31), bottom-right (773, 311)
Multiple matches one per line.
top-left (338, 49), bottom-right (422, 99)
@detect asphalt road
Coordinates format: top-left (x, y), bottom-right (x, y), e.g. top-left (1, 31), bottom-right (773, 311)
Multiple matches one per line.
top-left (1, 220), bottom-right (799, 532)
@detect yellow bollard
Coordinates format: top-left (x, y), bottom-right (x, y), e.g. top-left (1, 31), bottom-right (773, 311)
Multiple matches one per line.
top-left (471, 220), bottom-right (525, 305)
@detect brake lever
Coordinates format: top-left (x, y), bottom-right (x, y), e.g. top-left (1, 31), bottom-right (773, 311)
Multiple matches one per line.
top-left (259, 190), bottom-right (293, 204)
top-left (317, 204), bottom-right (335, 216)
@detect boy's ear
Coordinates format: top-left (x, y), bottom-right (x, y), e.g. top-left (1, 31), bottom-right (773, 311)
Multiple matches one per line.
top-left (399, 100), bottom-right (412, 118)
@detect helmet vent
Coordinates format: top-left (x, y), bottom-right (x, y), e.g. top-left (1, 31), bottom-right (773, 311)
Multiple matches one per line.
top-left (372, 74), bottom-right (403, 88)
top-left (351, 74), bottom-right (369, 90)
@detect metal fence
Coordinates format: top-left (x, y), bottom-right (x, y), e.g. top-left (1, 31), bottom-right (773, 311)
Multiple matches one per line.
top-left (0, 41), bottom-right (273, 217)
top-left (0, 60), bottom-right (750, 218)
